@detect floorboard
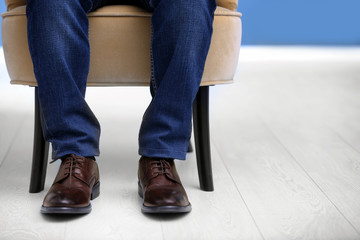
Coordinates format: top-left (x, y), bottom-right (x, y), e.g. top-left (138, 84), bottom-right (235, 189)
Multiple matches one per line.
top-left (1, 47), bottom-right (360, 239)
top-left (212, 108), bottom-right (359, 240)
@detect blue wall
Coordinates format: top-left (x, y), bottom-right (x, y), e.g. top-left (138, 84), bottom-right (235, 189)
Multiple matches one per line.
top-left (1, 1), bottom-right (360, 46)
top-left (0, 1), bottom-right (6, 46)
top-left (238, 0), bottom-right (360, 45)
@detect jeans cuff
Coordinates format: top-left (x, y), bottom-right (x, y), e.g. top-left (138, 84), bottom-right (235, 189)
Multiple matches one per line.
top-left (52, 148), bottom-right (100, 160)
top-left (138, 147), bottom-right (187, 160)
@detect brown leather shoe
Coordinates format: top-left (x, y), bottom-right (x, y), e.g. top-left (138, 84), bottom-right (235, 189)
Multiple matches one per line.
top-left (138, 156), bottom-right (192, 213)
top-left (41, 154), bottom-right (100, 214)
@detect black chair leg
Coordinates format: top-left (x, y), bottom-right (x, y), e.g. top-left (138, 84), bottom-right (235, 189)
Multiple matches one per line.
top-left (193, 86), bottom-right (214, 191)
top-left (29, 87), bottom-right (49, 193)
top-left (187, 142), bottom-right (193, 153)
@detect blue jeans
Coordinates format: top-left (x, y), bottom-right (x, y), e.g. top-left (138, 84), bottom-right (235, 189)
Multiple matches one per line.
top-left (26, 0), bottom-right (216, 160)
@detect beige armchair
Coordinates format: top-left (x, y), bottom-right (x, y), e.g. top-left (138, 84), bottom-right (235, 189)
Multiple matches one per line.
top-left (1, 0), bottom-right (242, 192)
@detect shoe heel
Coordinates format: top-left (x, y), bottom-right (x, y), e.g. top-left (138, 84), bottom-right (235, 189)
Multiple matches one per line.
top-left (91, 181), bottom-right (100, 200)
top-left (138, 181), bottom-right (143, 198)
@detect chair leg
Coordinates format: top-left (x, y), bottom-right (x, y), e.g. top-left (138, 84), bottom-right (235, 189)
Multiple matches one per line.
top-left (193, 86), bottom-right (214, 191)
top-left (187, 142), bottom-right (193, 153)
top-left (29, 87), bottom-right (49, 193)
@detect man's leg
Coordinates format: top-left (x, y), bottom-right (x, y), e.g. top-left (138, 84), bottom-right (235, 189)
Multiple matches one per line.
top-left (27, 0), bottom-right (101, 159)
top-left (27, 0), bottom-right (105, 214)
top-left (138, 0), bottom-right (216, 213)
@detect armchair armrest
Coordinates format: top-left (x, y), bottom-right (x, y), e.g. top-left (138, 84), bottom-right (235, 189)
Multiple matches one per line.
top-left (5, 0), bottom-right (27, 11)
top-left (217, 0), bottom-right (238, 11)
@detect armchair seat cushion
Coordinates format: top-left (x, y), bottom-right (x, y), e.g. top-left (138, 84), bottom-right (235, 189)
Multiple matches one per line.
top-left (1, 5), bottom-right (242, 86)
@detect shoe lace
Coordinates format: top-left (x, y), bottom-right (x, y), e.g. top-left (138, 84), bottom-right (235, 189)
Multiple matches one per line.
top-left (50, 154), bottom-right (93, 186)
top-left (151, 159), bottom-right (171, 175)
top-left (50, 154), bottom-right (84, 176)
top-left (62, 155), bottom-right (84, 176)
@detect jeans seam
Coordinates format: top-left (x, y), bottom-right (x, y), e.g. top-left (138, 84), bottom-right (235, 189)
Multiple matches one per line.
top-left (149, 21), bottom-right (157, 94)
top-left (39, 107), bottom-right (54, 146)
top-left (26, 2), bottom-right (55, 145)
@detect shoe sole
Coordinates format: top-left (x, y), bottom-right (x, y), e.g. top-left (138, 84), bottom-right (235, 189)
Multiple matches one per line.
top-left (138, 181), bottom-right (192, 214)
top-left (40, 181), bottom-right (100, 214)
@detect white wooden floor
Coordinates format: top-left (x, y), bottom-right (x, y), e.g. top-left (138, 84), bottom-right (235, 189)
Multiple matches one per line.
top-left (1, 47), bottom-right (360, 240)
